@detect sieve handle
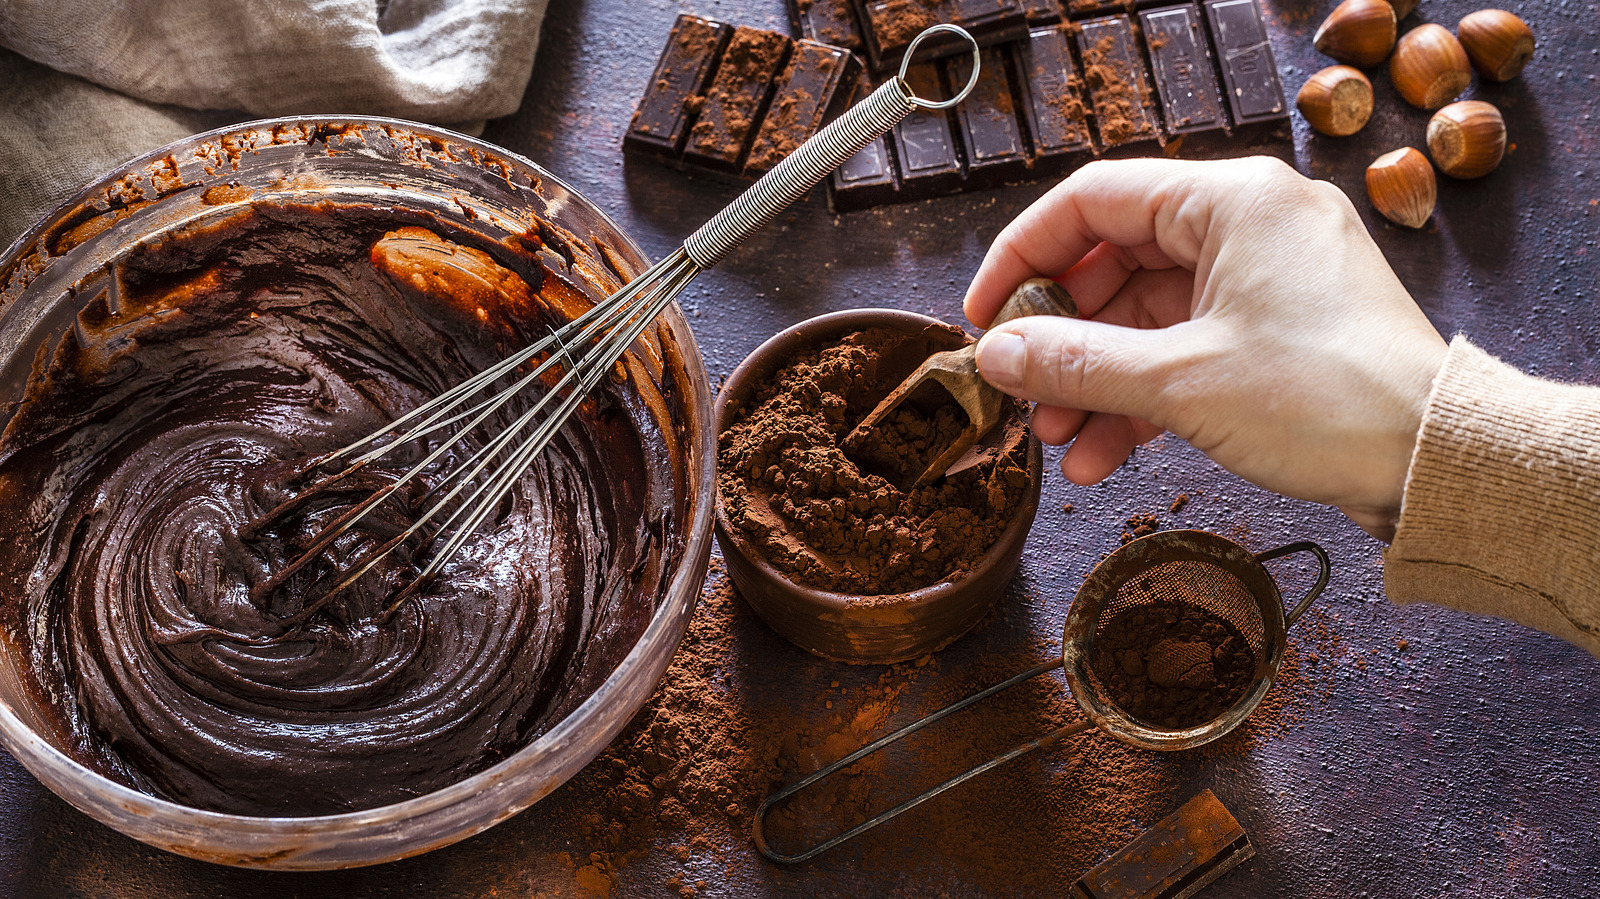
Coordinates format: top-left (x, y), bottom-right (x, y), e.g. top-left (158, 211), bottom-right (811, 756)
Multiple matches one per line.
top-left (1255, 541), bottom-right (1331, 627)
top-left (751, 659), bottom-right (1092, 865)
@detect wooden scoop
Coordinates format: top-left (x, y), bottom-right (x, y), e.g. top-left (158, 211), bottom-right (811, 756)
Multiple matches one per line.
top-left (846, 278), bottom-right (1079, 489)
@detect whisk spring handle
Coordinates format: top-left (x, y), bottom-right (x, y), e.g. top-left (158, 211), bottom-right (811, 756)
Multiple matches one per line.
top-left (682, 78), bottom-right (917, 269)
top-left (682, 24), bottom-right (980, 269)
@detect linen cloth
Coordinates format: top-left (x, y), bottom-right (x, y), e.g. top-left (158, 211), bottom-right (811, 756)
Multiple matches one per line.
top-left (1387, 336), bottom-right (1600, 657)
top-left (0, 0), bottom-right (550, 244)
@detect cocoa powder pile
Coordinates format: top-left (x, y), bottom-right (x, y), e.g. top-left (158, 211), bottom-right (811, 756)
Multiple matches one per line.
top-left (719, 327), bottom-right (1031, 595)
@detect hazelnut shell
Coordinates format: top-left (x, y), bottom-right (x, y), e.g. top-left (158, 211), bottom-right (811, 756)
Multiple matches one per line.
top-left (1296, 66), bottom-right (1375, 136)
top-left (1366, 147), bottom-right (1437, 229)
top-left (1458, 9), bottom-right (1535, 81)
top-left (1313, 0), bottom-right (1398, 68)
top-left (1385, 0), bottom-right (1419, 20)
top-left (1390, 23), bottom-right (1472, 109)
top-left (1427, 100), bottom-right (1507, 179)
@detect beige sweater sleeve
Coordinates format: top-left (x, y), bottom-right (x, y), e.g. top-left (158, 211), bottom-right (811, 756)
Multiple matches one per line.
top-left (1385, 336), bottom-right (1600, 656)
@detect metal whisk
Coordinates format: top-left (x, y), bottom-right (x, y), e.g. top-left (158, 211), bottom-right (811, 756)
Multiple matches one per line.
top-left (256, 25), bottom-right (984, 616)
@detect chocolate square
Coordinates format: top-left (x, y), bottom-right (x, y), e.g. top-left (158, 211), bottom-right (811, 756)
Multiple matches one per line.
top-left (790, 0), bottom-right (865, 51)
top-left (746, 41), bottom-right (863, 175)
top-left (1016, 24), bottom-right (1095, 177)
top-left (1140, 4), bottom-right (1227, 135)
top-left (890, 64), bottom-right (964, 199)
top-left (854, 0), bottom-right (1027, 74)
top-left (624, 15), bottom-right (733, 159)
top-left (1202, 0), bottom-right (1288, 126)
top-left (1022, 0), bottom-right (1064, 23)
top-left (1075, 15), bottom-right (1162, 148)
top-left (947, 46), bottom-right (1031, 190)
top-left (683, 27), bottom-right (794, 172)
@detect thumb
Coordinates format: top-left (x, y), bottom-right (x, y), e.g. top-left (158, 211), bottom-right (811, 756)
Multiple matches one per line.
top-left (973, 316), bottom-right (1188, 423)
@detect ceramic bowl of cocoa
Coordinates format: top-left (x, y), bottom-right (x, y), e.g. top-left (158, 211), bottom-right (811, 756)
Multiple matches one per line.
top-left (715, 308), bottom-right (1044, 664)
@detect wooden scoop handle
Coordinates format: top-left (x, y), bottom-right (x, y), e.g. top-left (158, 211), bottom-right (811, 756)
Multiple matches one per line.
top-left (989, 277), bottom-right (1079, 328)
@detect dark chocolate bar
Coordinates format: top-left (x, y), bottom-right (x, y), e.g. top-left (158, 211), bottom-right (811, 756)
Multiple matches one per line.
top-left (747, 41), bottom-right (862, 175)
top-left (1065, 0), bottom-right (1123, 17)
top-left (1016, 24), bottom-right (1095, 176)
top-left (947, 47), bottom-right (1031, 189)
top-left (1069, 790), bottom-right (1253, 899)
top-left (1076, 15), bottom-right (1162, 148)
top-left (1139, 4), bottom-right (1227, 136)
top-left (890, 63), bottom-right (964, 199)
top-left (853, 0), bottom-right (1027, 74)
top-left (790, 0), bottom-right (865, 51)
top-left (828, 136), bottom-right (899, 211)
top-left (624, 15), bottom-right (732, 158)
top-left (1022, 0), bottom-right (1064, 24)
top-left (1203, 0), bottom-right (1288, 126)
top-left (942, 0), bottom-right (1031, 46)
top-left (684, 27), bottom-right (794, 172)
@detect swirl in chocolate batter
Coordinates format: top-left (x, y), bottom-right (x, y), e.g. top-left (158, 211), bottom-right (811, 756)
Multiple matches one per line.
top-left (0, 201), bottom-right (684, 816)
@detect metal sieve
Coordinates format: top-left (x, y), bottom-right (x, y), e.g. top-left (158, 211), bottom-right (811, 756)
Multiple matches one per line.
top-left (753, 529), bottom-right (1330, 864)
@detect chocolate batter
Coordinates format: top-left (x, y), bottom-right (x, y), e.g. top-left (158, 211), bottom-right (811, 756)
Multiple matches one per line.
top-left (0, 201), bottom-right (684, 816)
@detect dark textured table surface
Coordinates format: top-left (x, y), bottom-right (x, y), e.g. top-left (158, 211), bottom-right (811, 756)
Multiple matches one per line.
top-left (3, 0), bottom-right (1598, 896)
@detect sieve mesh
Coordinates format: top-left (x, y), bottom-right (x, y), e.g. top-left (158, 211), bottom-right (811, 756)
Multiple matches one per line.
top-left (1083, 558), bottom-right (1267, 732)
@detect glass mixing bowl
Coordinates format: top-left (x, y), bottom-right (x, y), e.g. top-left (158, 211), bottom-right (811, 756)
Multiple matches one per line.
top-left (0, 118), bottom-right (714, 869)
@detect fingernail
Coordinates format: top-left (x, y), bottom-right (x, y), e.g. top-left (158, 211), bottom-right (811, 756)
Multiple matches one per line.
top-left (977, 332), bottom-right (1025, 388)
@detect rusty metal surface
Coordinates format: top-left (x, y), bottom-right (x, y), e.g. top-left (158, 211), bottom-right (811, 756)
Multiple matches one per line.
top-left (0, 0), bottom-right (1596, 896)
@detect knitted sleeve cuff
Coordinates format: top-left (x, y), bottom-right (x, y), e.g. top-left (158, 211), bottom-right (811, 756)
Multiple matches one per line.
top-left (1384, 336), bottom-right (1600, 656)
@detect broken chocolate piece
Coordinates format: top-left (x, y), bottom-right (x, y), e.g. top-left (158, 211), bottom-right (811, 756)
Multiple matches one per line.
top-left (947, 46), bottom-right (1031, 190)
top-left (1070, 790), bottom-right (1254, 899)
top-left (747, 40), bottom-right (862, 175)
top-left (1203, 0), bottom-right (1288, 126)
top-left (1016, 24), bottom-right (1095, 176)
top-left (1140, 4), bottom-right (1227, 136)
top-left (1076, 15), bottom-right (1162, 148)
top-left (625, 15), bottom-right (732, 158)
top-left (790, 0), bottom-right (866, 50)
top-left (684, 27), bottom-right (794, 172)
top-left (890, 64), bottom-right (964, 199)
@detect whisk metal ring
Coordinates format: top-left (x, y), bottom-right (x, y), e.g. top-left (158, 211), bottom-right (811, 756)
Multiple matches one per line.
top-left (899, 24), bottom-right (982, 109)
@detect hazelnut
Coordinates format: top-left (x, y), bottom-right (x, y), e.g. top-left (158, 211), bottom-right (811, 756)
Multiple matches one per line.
top-left (1389, 23), bottom-right (1472, 108)
top-left (1458, 9), bottom-right (1535, 81)
top-left (1296, 66), bottom-right (1375, 136)
top-left (1384, 0), bottom-right (1419, 20)
top-left (1366, 147), bottom-right (1436, 228)
top-left (1427, 100), bottom-right (1506, 178)
top-left (1313, 0), bottom-right (1398, 68)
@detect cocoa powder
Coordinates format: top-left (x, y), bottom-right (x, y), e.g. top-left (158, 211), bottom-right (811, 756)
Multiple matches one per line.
top-left (541, 566), bottom-right (1332, 895)
top-left (1093, 601), bottom-right (1257, 728)
top-left (718, 327), bottom-right (1030, 595)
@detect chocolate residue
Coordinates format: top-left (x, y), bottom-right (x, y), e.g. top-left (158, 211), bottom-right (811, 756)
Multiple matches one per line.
top-left (718, 327), bottom-right (1030, 595)
top-left (0, 200), bottom-right (685, 816)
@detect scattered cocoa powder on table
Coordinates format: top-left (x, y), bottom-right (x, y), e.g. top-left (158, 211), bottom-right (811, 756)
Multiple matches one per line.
top-left (718, 327), bottom-right (1031, 595)
top-left (535, 566), bottom-right (1331, 896)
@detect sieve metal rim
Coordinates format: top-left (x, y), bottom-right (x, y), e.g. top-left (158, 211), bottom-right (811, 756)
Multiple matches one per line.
top-left (1061, 529), bottom-right (1328, 752)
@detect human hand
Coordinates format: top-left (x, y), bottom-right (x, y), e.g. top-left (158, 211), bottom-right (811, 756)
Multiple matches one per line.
top-left (964, 157), bottom-right (1449, 541)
